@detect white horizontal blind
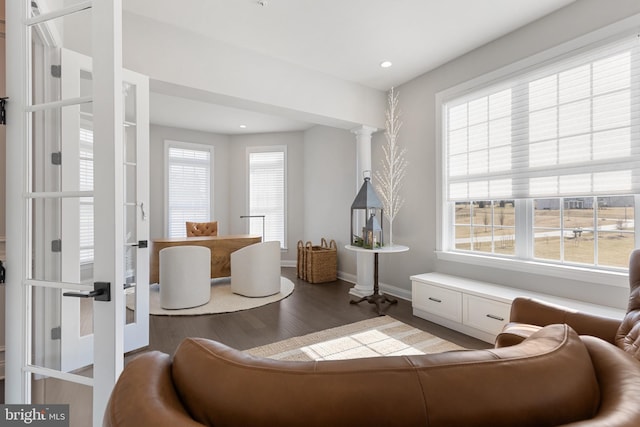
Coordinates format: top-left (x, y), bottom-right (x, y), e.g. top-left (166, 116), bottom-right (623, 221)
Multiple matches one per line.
top-left (248, 149), bottom-right (285, 247)
top-left (79, 123), bottom-right (94, 263)
top-left (445, 33), bottom-right (640, 201)
top-left (166, 143), bottom-right (212, 238)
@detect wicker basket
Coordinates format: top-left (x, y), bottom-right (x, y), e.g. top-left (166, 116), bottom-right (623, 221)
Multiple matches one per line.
top-left (297, 240), bottom-right (307, 280)
top-left (303, 238), bottom-right (337, 284)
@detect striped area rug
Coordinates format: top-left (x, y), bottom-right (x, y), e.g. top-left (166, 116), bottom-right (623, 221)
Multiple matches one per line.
top-left (245, 316), bottom-right (464, 361)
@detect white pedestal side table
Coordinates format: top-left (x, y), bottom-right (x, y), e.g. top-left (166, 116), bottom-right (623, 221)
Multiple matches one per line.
top-left (345, 244), bottom-right (409, 315)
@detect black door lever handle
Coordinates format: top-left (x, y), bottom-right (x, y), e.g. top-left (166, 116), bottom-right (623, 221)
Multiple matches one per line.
top-left (131, 240), bottom-right (148, 248)
top-left (63, 282), bottom-right (111, 302)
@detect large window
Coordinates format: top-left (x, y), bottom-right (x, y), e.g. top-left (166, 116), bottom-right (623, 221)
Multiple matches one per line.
top-left (165, 141), bottom-right (214, 238)
top-left (440, 31), bottom-right (640, 274)
top-left (247, 147), bottom-right (286, 248)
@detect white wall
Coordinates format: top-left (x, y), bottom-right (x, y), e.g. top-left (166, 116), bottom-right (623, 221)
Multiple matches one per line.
top-left (149, 125), bottom-right (352, 268)
top-left (303, 125), bottom-right (357, 273)
top-left (149, 124), bottom-right (358, 269)
top-left (61, 9), bottom-right (386, 129)
top-left (117, 13), bottom-right (385, 131)
top-left (228, 131), bottom-right (305, 264)
top-left (375, 0), bottom-right (640, 308)
top-left (149, 125), bottom-right (230, 239)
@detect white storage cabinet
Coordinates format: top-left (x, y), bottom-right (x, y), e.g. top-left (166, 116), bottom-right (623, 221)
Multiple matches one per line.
top-left (411, 273), bottom-right (625, 344)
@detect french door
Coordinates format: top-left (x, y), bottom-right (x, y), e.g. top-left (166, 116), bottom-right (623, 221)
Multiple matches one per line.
top-left (58, 48), bottom-right (149, 372)
top-left (5, 1), bottom-right (146, 425)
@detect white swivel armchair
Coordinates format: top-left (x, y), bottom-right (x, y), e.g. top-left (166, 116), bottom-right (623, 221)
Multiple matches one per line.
top-left (230, 241), bottom-right (281, 297)
top-left (159, 245), bottom-right (211, 309)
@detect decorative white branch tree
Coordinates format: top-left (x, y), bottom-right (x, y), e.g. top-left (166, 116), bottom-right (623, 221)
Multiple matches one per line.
top-left (375, 87), bottom-right (408, 246)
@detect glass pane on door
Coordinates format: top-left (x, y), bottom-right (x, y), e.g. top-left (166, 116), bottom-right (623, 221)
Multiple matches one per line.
top-left (30, 8), bottom-right (93, 104)
top-left (123, 80), bottom-right (140, 327)
top-left (31, 372), bottom-right (92, 427)
top-left (29, 284), bottom-right (95, 372)
top-left (28, 45), bottom-right (96, 373)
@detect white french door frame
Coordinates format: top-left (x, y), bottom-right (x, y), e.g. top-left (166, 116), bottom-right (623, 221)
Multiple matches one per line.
top-left (91, 2), bottom-right (126, 421)
top-left (6, 1), bottom-right (126, 425)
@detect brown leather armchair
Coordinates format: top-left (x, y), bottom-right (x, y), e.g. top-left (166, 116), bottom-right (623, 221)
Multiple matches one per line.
top-left (617, 248), bottom-right (640, 360)
top-left (496, 249), bottom-right (640, 363)
top-left (186, 221), bottom-right (218, 237)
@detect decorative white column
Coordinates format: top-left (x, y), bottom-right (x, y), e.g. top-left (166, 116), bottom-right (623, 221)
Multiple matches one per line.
top-left (350, 125), bottom-right (377, 298)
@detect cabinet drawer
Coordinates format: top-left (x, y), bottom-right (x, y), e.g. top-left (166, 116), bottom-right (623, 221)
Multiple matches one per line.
top-left (463, 295), bottom-right (510, 335)
top-left (412, 281), bottom-right (462, 322)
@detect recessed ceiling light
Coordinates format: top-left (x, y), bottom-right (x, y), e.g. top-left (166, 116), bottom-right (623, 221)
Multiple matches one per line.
top-left (239, 124), bottom-right (247, 129)
top-left (380, 61), bottom-right (393, 68)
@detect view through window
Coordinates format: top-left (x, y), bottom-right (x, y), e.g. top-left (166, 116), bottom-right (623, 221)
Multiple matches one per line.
top-left (454, 197), bottom-right (634, 268)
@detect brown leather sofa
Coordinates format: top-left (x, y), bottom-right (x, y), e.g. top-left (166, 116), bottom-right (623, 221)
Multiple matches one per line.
top-left (104, 322), bottom-right (640, 427)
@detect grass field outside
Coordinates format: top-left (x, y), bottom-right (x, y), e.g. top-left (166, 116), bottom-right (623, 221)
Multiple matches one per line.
top-left (454, 202), bottom-right (634, 268)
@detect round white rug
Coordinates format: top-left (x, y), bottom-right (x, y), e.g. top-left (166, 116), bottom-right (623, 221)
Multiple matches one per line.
top-left (130, 277), bottom-right (294, 316)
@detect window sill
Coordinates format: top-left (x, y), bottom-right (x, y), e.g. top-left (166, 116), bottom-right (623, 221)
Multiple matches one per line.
top-left (435, 250), bottom-right (627, 288)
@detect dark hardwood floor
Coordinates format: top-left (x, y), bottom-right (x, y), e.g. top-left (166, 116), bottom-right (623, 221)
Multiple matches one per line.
top-left (140, 267), bottom-right (489, 358)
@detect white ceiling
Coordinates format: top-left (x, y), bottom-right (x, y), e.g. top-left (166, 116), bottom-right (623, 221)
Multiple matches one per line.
top-left (124, 0), bottom-right (576, 134)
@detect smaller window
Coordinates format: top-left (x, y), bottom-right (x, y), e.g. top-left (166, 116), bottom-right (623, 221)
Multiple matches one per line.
top-left (247, 147), bottom-right (286, 248)
top-left (165, 141), bottom-right (214, 238)
top-left (79, 120), bottom-right (94, 264)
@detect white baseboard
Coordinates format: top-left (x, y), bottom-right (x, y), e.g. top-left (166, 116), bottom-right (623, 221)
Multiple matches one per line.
top-left (380, 282), bottom-right (412, 301)
top-left (281, 260), bottom-right (296, 268)
top-left (337, 271), bottom-right (412, 301)
top-left (337, 271), bottom-right (356, 284)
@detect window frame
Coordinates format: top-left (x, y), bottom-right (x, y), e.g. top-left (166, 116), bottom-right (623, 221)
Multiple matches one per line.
top-left (246, 145), bottom-right (288, 250)
top-left (164, 140), bottom-right (215, 238)
top-left (436, 22), bottom-right (640, 288)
